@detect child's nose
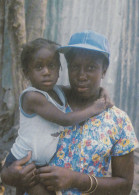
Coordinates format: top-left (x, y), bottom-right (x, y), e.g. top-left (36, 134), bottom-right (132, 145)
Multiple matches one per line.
top-left (42, 66), bottom-right (50, 75)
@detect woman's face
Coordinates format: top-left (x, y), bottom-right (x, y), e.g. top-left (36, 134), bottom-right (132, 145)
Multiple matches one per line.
top-left (68, 50), bottom-right (106, 100)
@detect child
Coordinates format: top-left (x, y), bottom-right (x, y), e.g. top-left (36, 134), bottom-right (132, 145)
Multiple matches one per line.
top-left (5, 38), bottom-right (110, 194)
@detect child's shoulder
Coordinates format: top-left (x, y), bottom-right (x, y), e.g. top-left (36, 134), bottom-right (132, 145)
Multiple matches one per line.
top-left (21, 87), bottom-right (46, 103)
top-left (22, 91), bottom-right (43, 109)
top-left (22, 86), bottom-right (41, 93)
top-left (22, 86), bottom-right (47, 96)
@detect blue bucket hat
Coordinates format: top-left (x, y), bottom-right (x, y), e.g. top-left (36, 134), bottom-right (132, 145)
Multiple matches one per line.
top-left (58, 30), bottom-right (110, 61)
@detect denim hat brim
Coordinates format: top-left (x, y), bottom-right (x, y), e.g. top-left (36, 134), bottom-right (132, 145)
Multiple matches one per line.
top-left (58, 44), bottom-right (109, 59)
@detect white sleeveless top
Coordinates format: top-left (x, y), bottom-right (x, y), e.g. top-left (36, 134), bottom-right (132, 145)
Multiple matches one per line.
top-left (11, 85), bottom-right (66, 165)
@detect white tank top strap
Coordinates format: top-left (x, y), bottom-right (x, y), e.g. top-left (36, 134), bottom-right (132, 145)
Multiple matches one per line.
top-left (53, 85), bottom-right (66, 106)
top-left (19, 86), bottom-right (66, 117)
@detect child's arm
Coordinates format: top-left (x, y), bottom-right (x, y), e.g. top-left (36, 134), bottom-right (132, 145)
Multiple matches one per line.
top-left (22, 91), bottom-right (107, 126)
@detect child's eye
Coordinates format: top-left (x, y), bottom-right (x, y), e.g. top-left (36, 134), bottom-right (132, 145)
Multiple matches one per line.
top-left (49, 64), bottom-right (55, 68)
top-left (48, 64), bottom-right (57, 69)
top-left (35, 64), bottom-right (43, 70)
top-left (69, 64), bottom-right (79, 71)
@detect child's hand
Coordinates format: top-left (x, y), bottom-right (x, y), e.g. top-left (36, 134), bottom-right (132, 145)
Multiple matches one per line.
top-left (93, 98), bottom-right (106, 115)
top-left (99, 87), bottom-right (114, 108)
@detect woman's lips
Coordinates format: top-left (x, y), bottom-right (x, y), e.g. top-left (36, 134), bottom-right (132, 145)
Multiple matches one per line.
top-left (77, 86), bottom-right (89, 92)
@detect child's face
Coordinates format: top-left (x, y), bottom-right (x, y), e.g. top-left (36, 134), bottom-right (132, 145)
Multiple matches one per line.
top-left (27, 48), bottom-right (60, 91)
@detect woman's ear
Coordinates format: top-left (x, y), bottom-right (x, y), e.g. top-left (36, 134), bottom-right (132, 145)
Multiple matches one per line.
top-left (102, 70), bottom-right (106, 79)
top-left (102, 73), bottom-right (105, 79)
top-left (102, 65), bottom-right (108, 78)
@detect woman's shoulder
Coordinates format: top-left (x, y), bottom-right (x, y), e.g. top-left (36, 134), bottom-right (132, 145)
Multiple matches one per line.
top-left (107, 106), bottom-right (132, 123)
top-left (109, 106), bottom-right (126, 115)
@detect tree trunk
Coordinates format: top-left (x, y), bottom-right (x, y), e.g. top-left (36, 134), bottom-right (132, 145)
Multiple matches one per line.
top-left (6, 0), bottom-right (26, 126)
top-left (0, 0), bottom-right (13, 136)
top-left (0, 0), bottom-right (5, 110)
top-left (0, 0), bottom-right (47, 133)
top-left (0, 0), bottom-right (5, 111)
top-left (26, 0), bottom-right (47, 41)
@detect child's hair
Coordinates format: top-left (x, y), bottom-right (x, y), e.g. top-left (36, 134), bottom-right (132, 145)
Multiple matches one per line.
top-left (21, 38), bottom-right (61, 75)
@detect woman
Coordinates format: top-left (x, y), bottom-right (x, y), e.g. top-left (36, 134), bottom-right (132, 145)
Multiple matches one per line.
top-left (1, 30), bottom-right (138, 195)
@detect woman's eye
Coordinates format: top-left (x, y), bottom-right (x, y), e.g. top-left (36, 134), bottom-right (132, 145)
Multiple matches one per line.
top-left (87, 64), bottom-right (96, 71)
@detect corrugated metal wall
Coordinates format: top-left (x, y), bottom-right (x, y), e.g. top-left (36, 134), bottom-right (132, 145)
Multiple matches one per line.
top-left (43, 0), bottom-right (139, 138)
top-left (2, 0), bottom-right (139, 138)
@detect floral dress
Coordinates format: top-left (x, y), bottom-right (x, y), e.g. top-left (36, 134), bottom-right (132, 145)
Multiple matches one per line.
top-left (50, 105), bottom-right (139, 195)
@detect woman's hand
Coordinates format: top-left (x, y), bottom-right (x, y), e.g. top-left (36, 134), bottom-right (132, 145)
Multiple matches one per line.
top-left (35, 166), bottom-right (91, 192)
top-left (1, 152), bottom-right (36, 188)
top-left (35, 166), bottom-right (74, 191)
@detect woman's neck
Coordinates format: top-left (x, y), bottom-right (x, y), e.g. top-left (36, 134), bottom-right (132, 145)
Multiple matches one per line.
top-left (66, 88), bottom-right (100, 111)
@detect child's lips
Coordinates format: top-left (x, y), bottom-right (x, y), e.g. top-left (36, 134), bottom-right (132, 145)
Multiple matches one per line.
top-left (42, 80), bottom-right (53, 86)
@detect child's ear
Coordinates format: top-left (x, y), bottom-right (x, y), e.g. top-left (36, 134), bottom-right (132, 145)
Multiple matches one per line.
top-left (58, 71), bottom-right (60, 78)
top-left (23, 69), bottom-right (30, 80)
top-left (60, 65), bottom-right (62, 71)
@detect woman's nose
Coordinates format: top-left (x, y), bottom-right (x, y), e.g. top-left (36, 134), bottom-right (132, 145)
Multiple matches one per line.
top-left (78, 67), bottom-right (87, 80)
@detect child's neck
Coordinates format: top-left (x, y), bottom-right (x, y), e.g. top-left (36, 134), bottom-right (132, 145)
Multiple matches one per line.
top-left (47, 89), bottom-right (63, 106)
top-left (31, 84), bottom-right (63, 106)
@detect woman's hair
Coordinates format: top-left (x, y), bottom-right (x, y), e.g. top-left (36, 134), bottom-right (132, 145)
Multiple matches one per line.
top-left (64, 49), bottom-right (109, 71)
top-left (21, 38), bottom-right (61, 75)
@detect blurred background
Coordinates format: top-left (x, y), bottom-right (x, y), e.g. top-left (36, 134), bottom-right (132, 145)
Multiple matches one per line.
top-left (0, 0), bottom-right (139, 194)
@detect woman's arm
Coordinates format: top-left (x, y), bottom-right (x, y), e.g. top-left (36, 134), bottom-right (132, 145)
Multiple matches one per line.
top-left (36, 152), bottom-right (134, 195)
top-left (1, 152), bottom-right (36, 189)
top-left (1, 153), bottom-right (54, 195)
top-left (23, 91), bottom-right (109, 126)
top-left (93, 151), bottom-right (134, 195)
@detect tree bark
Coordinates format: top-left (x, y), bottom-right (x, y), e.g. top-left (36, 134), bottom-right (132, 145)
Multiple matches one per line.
top-left (0, 0), bottom-right (13, 135)
top-left (0, 0), bottom-right (5, 111)
top-left (26, 0), bottom-right (47, 42)
top-left (6, 0), bottom-right (26, 125)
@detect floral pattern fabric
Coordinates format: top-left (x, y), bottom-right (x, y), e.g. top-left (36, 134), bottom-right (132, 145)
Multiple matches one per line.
top-left (50, 106), bottom-right (138, 195)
